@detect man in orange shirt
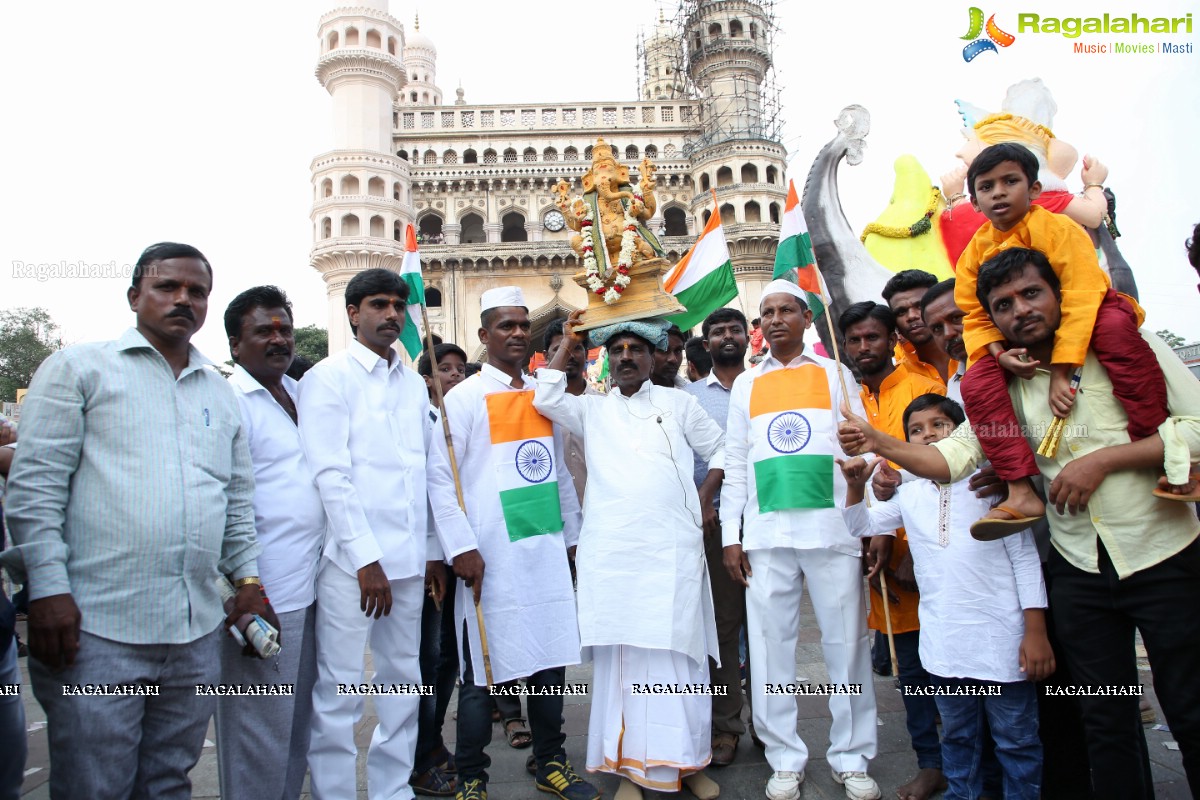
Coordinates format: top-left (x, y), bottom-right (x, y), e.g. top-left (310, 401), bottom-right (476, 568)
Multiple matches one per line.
top-left (882, 271), bottom-right (956, 387)
top-left (840, 302), bottom-right (947, 800)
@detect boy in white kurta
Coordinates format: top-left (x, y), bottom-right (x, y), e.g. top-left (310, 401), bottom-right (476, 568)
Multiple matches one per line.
top-left (838, 394), bottom-right (1053, 800)
top-left (427, 288), bottom-right (596, 800)
top-left (534, 315), bottom-right (725, 800)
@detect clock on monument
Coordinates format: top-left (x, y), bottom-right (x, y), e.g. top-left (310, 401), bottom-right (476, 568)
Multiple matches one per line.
top-left (543, 209), bottom-right (566, 232)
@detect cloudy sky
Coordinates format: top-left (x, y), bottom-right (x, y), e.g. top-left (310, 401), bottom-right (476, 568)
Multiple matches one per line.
top-left (3, 0), bottom-right (1198, 359)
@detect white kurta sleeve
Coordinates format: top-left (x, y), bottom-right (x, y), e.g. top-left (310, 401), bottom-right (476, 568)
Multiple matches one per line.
top-left (532, 368), bottom-right (588, 437)
top-left (841, 497), bottom-right (903, 539)
top-left (427, 392), bottom-right (482, 560)
top-left (682, 393), bottom-right (725, 472)
top-left (718, 374), bottom-right (752, 546)
top-left (297, 365), bottom-right (384, 571)
top-left (1003, 529), bottom-right (1048, 610)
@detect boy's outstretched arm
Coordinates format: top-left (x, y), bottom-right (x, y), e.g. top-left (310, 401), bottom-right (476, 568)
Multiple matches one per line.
top-left (837, 405), bottom-right (953, 482)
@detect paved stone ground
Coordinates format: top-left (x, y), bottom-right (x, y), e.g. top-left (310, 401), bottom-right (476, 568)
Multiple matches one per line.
top-left (13, 593), bottom-right (1192, 799)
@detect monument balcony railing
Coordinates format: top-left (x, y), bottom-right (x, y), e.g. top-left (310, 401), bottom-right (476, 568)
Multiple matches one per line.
top-left (405, 160), bottom-right (694, 185)
top-left (310, 236), bottom-right (403, 256)
top-left (311, 194), bottom-right (404, 214)
top-left (394, 100), bottom-right (700, 136)
top-left (692, 182), bottom-right (787, 199)
top-left (310, 150), bottom-right (410, 172)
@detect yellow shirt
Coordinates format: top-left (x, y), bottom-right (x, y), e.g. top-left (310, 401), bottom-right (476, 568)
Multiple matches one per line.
top-left (954, 205), bottom-right (1135, 367)
top-left (934, 330), bottom-right (1200, 578)
top-left (893, 341), bottom-right (959, 389)
top-left (860, 367), bottom-right (946, 634)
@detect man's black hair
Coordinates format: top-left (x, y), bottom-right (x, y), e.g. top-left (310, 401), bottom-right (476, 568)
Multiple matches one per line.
top-left (1188, 221), bottom-right (1200, 276)
top-left (966, 142), bottom-right (1040, 200)
top-left (685, 336), bottom-right (712, 378)
top-left (223, 285), bottom-right (293, 339)
top-left (976, 247), bottom-right (1060, 312)
top-left (666, 325), bottom-right (687, 344)
top-left (131, 242), bottom-right (213, 289)
top-left (919, 278), bottom-right (957, 317)
top-left (286, 355), bottom-right (314, 381)
top-left (418, 342), bottom-right (468, 377)
top-left (838, 301), bottom-right (896, 339)
top-left (345, 269), bottom-right (408, 334)
top-left (751, 317), bottom-right (761, 327)
top-left (465, 361), bottom-right (482, 376)
top-left (902, 393), bottom-right (966, 441)
top-left (881, 269), bottom-right (939, 302)
top-left (544, 317), bottom-right (568, 352)
top-left (701, 307), bottom-right (748, 339)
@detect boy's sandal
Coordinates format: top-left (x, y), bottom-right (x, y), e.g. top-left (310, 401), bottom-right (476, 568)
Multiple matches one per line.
top-left (969, 506), bottom-right (1043, 541)
top-left (504, 717), bottom-right (533, 749)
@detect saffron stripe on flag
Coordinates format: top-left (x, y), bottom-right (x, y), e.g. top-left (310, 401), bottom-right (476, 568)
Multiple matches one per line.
top-left (486, 391), bottom-right (553, 443)
top-left (748, 366), bottom-right (832, 418)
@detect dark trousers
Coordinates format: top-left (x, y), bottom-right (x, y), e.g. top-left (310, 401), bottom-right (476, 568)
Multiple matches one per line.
top-left (455, 629), bottom-right (567, 783)
top-left (705, 527), bottom-right (746, 736)
top-left (893, 630), bottom-right (941, 770)
top-left (1047, 536), bottom-right (1200, 799)
top-left (414, 578), bottom-right (461, 774)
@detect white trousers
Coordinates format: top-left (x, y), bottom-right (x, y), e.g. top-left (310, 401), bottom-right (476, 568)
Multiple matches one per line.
top-left (308, 560), bottom-right (424, 800)
top-left (745, 547), bottom-right (878, 774)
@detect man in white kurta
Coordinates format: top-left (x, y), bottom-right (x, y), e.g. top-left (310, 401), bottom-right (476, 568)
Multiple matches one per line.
top-left (427, 288), bottom-right (595, 800)
top-left (298, 268), bottom-right (440, 800)
top-left (719, 280), bottom-right (881, 800)
top-left (534, 316), bottom-right (725, 800)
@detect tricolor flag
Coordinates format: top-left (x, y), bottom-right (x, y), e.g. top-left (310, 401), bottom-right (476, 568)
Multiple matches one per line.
top-left (399, 224), bottom-right (427, 359)
top-left (772, 181), bottom-right (830, 318)
top-left (664, 190), bottom-right (738, 331)
top-left (749, 366), bottom-right (835, 511)
top-left (485, 390), bottom-right (564, 542)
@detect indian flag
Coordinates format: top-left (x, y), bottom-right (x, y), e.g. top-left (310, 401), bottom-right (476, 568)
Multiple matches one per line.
top-left (749, 365), bottom-right (835, 512)
top-left (772, 181), bottom-right (829, 318)
top-left (485, 390), bottom-right (564, 542)
top-left (664, 190), bottom-right (738, 330)
top-left (399, 224), bottom-right (426, 359)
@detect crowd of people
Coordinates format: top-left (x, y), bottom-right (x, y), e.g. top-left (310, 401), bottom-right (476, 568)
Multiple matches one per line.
top-left (1, 142), bottom-right (1200, 800)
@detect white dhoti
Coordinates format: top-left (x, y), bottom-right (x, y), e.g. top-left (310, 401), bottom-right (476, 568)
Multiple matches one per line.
top-left (745, 546), bottom-right (878, 774)
top-left (586, 644), bottom-right (712, 791)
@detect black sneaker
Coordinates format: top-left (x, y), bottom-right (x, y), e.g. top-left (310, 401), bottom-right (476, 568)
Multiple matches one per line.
top-left (534, 757), bottom-right (600, 800)
top-left (455, 777), bottom-right (486, 800)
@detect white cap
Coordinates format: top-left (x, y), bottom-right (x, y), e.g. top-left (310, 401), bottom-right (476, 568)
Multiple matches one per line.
top-left (480, 286), bottom-right (527, 311)
top-left (760, 278), bottom-right (808, 307)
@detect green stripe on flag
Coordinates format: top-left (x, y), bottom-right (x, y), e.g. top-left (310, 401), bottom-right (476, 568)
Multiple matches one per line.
top-left (667, 260), bottom-right (738, 330)
top-left (499, 481), bottom-right (564, 541)
top-left (754, 455), bottom-right (834, 511)
top-left (772, 232), bottom-right (815, 280)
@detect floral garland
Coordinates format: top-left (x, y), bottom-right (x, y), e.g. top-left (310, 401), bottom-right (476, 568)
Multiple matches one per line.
top-left (579, 197), bottom-right (636, 304)
top-left (859, 186), bottom-right (942, 242)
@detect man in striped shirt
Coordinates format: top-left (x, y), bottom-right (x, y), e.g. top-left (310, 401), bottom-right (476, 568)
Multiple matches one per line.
top-left (5, 242), bottom-right (271, 800)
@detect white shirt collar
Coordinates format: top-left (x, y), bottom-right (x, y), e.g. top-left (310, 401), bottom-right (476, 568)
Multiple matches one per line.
top-left (347, 338), bottom-right (401, 374)
top-left (229, 364), bottom-right (298, 400)
top-left (762, 345), bottom-right (825, 370)
top-left (481, 362), bottom-right (531, 389)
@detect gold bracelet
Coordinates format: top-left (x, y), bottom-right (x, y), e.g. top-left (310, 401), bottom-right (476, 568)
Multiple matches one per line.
top-left (233, 576), bottom-right (262, 588)
top-left (1083, 183), bottom-right (1105, 191)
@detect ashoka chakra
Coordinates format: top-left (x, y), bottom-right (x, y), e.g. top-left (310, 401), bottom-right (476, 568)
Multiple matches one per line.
top-left (515, 440), bottom-right (553, 483)
top-left (767, 412), bottom-right (811, 454)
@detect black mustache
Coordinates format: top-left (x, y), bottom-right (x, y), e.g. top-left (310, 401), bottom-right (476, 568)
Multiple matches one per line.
top-left (378, 323), bottom-right (400, 331)
top-left (167, 309), bottom-right (195, 321)
top-left (266, 348), bottom-right (291, 357)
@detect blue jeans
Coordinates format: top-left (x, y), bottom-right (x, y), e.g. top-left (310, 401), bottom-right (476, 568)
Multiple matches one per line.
top-left (29, 629), bottom-right (220, 800)
top-left (455, 627), bottom-right (566, 783)
top-left (0, 639), bottom-right (26, 800)
top-left (414, 580), bottom-right (460, 775)
top-left (932, 676), bottom-right (1041, 800)
top-left (893, 630), bottom-right (940, 770)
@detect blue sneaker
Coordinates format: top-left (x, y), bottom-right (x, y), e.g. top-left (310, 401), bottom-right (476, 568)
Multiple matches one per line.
top-left (534, 756), bottom-right (600, 800)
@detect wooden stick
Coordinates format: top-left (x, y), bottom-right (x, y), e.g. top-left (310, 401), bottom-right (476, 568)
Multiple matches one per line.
top-left (420, 304), bottom-right (494, 686)
top-left (816, 274), bottom-right (900, 678)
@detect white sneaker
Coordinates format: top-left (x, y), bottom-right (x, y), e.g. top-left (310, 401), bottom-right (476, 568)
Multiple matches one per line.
top-left (831, 769), bottom-right (881, 800)
top-left (765, 770), bottom-right (803, 800)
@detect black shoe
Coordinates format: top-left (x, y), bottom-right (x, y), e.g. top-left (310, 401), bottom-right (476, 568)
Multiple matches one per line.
top-left (455, 777), bottom-right (486, 800)
top-left (534, 757), bottom-right (600, 800)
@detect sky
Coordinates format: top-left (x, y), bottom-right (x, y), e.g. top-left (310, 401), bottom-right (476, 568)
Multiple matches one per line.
top-left (2, 0), bottom-right (1198, 361)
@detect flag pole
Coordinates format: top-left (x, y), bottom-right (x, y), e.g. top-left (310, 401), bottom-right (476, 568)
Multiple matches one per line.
top-left (810, 254), bottom-right (900, 679)
top-left (419, 284), bottom-right (495, 687)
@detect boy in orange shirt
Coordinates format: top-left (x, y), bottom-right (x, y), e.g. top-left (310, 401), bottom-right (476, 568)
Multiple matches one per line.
top-left (954, 142), bottom-right (1178, 540)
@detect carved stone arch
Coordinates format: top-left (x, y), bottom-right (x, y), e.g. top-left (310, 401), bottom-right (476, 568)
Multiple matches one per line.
top-left (527, 296), bottom-right (580, 356)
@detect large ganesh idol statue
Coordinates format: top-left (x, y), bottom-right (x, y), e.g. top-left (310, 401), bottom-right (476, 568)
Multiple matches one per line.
top-left (553, 138), bottom-right (685, 330)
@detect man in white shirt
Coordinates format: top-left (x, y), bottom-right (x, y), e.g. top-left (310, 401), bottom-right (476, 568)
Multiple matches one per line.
top-left (719, 279), bottom-right (881, 800)
top-left (535, 314), bottom-right (725, 800)
top-left (218, 285), bottom-right (325, 799)
top-left (427, 287), bottom-right (595, 800)
top-left (298, 268), bottom-right (445, 800)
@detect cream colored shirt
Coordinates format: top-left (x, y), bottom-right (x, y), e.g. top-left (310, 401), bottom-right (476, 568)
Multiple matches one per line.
top-left (934, 329), bottom-right (1200, 578)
